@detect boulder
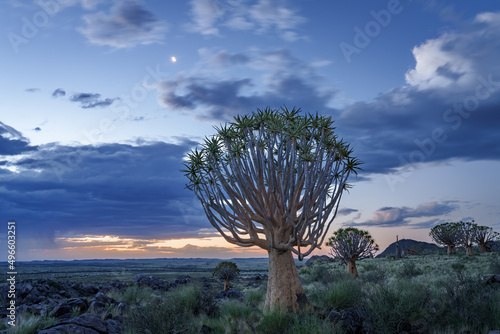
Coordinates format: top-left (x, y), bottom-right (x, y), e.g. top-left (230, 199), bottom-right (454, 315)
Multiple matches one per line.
top-left (483, 274), bottom-right (500, 285)
top-left (134, 274), bottom-right (167, 290)
top-left (38, 313), bottom-right (107, 334)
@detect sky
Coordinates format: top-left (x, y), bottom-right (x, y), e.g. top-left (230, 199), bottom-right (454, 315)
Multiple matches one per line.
top-left (1, 0), bottom-right (499, 261)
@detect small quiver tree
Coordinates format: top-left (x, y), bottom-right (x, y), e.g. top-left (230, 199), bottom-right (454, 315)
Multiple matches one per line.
top-left (326, 227), bottom-right (378, 277)
top-left (430, 222), bottom-right (461, 255)
top-left (457, 220), bottom-right (477, 256)
top-left (213, 261), bottom-right (240, 291)
top-left (474, 225), bottom-right (499, 253)
top-left (183, 107), bottom-right (361, 311)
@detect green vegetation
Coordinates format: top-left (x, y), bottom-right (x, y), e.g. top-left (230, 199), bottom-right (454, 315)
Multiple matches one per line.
top-left (10, 253), bottom-right (500, 333)
top-left (326, 227), bottom-right (379, 277)
top-left (213, 261), bottom-right (240, 291)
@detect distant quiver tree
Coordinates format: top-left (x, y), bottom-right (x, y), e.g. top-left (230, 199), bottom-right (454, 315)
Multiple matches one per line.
top-left (183, 107), bottom-right (361, 311)
top-left (430, 222), bottom-right (462, 255)
top-left (326, 227), bottom-right (378, 277)
top-left (474, 225), bottom-right (499, 253)
top-left (212, 261), bottom-right (240, 291)
top-left (457, 220), bottom-right (477, 256)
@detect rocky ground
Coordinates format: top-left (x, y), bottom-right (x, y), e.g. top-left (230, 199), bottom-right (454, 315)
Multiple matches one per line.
top-left (0, 273), bottom-right (267, 334)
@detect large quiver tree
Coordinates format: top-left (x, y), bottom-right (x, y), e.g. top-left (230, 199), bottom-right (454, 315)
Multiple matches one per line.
top-left (183, 107), bottom-right (361, 311)
top-left (430, 222), bottom-right (462, 255)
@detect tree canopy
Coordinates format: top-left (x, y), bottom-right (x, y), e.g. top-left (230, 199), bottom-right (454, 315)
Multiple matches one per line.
top-left (183, 107), bottom-right (361, 260)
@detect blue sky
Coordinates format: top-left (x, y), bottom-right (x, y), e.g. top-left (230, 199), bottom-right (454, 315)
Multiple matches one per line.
top-left (1, 0), bottom-right (499, 260)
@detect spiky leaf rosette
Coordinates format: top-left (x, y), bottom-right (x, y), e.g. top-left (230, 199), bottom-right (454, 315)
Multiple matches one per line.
top-left (326, 227), bottom-right (379, 261)
top-left (429, 222), bottom-right (462, 247)
top-left (183, 107), bottom-right (362, 259)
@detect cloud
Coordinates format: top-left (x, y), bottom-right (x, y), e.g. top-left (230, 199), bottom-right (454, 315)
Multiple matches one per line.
top-left (349, 201), bottom-right (458, 228)
top-left (0, 121), bottom-right (37, 155)
top-left (25, 88), bottom-right (40, 93)
top-left (52, 88), bottom-right (66, 97)
top-left (0, 124), bottom-right (214, 256)
top-left (153, 48), bottom-right (336, 121)
top-left (70, 93), bottom-right (116, 108)
top-left (79, 0), bottom-right (168, 48)
top-left (337, 208), bottom-right (359, 217)
top-left (333, 12), bottom-right (500, 176)
top-left (187, 0), bottom-right (305, 40)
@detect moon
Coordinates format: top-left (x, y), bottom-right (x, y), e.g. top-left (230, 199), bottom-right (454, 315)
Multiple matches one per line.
top-left (171, 56), bottom-right (177, 63)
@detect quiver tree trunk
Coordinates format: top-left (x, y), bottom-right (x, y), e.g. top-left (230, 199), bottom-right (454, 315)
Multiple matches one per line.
top-left (480, 244), bottom-right (487, 253)
top-left (447, 245), bottom-right (455, 255)
top-left (466, 246), bottom-right (473, 256)
top-left (224, 278), bottom-right (230, 291)
top-left (265, 248), bottom-right (307, 312)
top-left (347, 259), bottom-right (358, 277)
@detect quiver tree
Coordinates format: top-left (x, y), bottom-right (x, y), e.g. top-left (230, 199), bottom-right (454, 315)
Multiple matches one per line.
top-left (474, 225), bottom-right (499, 253)
top-left (183, 107), bottom-right (361, 311)
top-left (212, 261), bottom-right (240, 291)
top-left (430, 222), bottom-right (462, 255)
top-left (326, 227), bottom-right (378, 277)
top-left (457, 220), bottom-right (477, 256)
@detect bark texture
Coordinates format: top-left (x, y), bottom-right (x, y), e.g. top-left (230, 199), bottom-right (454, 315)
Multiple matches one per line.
top-left (265, 248), bottom-right (307, 312)
top-left (224, 278), bottom-right (230, 291)
top-left (447, 245), bottom-right (455, 255)
top-left (347, 259), bottom-right (359, 277)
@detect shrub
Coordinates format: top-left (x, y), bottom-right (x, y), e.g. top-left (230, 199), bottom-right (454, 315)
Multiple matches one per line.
top-left (9, 313), bottom-right (56, 334)
top-left (436, 277), bottom-right (500, 332)
top-left (126, 284), bottom-right (207, 334)
top-left (309, 274), bottom-right (363, 311)
top-left (399, 260), bottom-right (424, 278)
top-left (256, 310), bottom-right (294, 334)
top-left (365, 279), bottom-right (433, 333)
top-left (291, 312), bottom-right (344, 334)
top-left (488, 254), bottom-right (500, 274)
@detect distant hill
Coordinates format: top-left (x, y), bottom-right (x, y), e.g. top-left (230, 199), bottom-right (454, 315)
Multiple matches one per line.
top-left (376, 239), bottom-right (440, 258)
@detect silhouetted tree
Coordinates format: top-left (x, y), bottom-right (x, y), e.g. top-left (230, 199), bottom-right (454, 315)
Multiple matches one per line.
top-left (183, 107), bottom-right (361, 311)
top-left (326, 227), bottom-right (378, 277)
top-left (430, 222), bottom-right (461, 255)
top-left (474, 225), bottom-right (499, 253)
top-left (457, 220), bottom-right (477, 256)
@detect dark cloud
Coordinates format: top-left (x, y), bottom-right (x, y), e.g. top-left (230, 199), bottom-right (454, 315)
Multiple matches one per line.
top-left (349, 201), bottom-right (458, 228)
top-left (25, 88), bottom-right (40, 93)
top-left (34, 127), bottom-right (41, 132)
top-left (70, 93), bottom-right (116, 108)
top-left (156, 49), bottom-right (336, 121)
top-left (0, 121), bottom-right (37, 155)
top-left (52, 88), bottom-right (66, 97)
top-left (79, 0), bottom-right (168, 48)
top-left (0, 130), bottom-right (211, 254)
top-left (337, 208), bottom-right (359, 217)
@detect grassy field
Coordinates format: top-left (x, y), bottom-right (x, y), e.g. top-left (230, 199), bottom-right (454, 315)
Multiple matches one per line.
top-left (6, 252), bottom-right (500, 333)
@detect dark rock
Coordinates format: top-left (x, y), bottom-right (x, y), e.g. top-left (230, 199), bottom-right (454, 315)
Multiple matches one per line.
top-left (328, 308), bottom-right (367, 334)
top-left (483, 274), bottom-right (500, 285)
top-left (49, 302), bottom-right (73, 318)
top-left (105, 318), bottom-right (124, 334)
top-left (38, 313), bottom-right (107, 334)
top-left (134, 274), bottom-right (167, 290)
top-left (175, 275), bottom-right (191, 284)
top-left (93, 292), bottom-right (113, 305)
top-left (117, 302), bottom-right (129, 315)
top-left (215, 288), bottom-right (244, 300)
top-left (201, 324), bottom-right (216, 333)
